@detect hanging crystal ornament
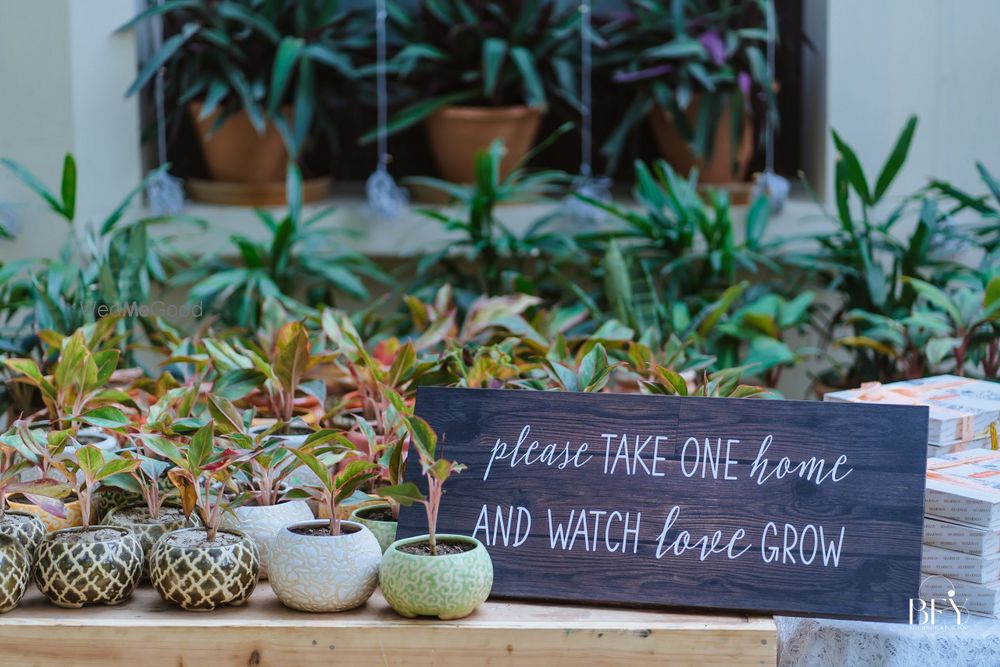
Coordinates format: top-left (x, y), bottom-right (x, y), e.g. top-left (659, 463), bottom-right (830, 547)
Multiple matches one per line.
top-left (145, 0), bottom-right (184, 216)
top-left (366, 0), bottom-right (408, 219)
top-left (753, 0), bottom-right (789, 214)
top-left (563, 0), bottom-right (611, 225)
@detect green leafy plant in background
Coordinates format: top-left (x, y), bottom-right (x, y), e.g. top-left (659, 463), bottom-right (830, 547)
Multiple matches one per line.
top-left (121, 0), bottom-right (372, 159)
top-left (408, 134), bottom-right (577, 300)
top-left (177, 166), bottom-right (386, 329)
top-left (0, 155), bottom-right (200, 360)
top-left (365, 0), bottom-right (580, 141)
top-left (791, 115), bottom-right (981, 385)
top-left (599, 0), bottom-right (777, 173)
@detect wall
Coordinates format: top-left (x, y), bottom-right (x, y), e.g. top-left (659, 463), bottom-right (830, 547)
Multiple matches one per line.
top-left (0, 0), bottom-right (140, 261)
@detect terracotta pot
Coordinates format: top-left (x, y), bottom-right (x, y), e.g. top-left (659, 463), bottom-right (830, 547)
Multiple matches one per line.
top-left (0, 510), bottom-right (46, 558)
top-left (8, 496), bottom-right (84, 532)
top-left (350, 503), bottom-right (397, 553)
top-left (219, 500), bottom-right (314, 579)
top-left (379, 534), bottom-right (493, 619)
top-left (269, 520), bottom-right (381, 612)
top-left (649, 96), bottom-right (753, 184)
top-left (34, 526), bottom-right (143, 608)
top-left (190, 102), bottom-right (289, 183)
top-left (424, 105), bottom-right (544, 184)
top-left (103, 504), bottom-right (197, 577)
top-left (0, 535), bottom-right (30, 613)
top-left (149, 528), bottom-right (259, 612)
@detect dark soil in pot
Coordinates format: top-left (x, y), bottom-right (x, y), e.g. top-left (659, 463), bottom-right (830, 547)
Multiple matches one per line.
top-left (398, 540), bottom-right (476, 556)
top-left (290, 523), bottom-right (361, 538)
top-left (356, 506), bottom-right (394, 522)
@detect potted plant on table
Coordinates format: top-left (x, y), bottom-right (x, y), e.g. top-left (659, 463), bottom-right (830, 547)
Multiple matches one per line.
top-left (0, 429), bottom-right (63, 556)
top-left (601, 0), bottom-right (776, 182)
top-left (372, 0), bottom-right (579, 183)
top-left (377, 415), bottom-right (493, 620)
top-left (208, 396), bottom-right (314, 579)
top-left (33, 442), bottom-right (144, 608)
top-left (267, 432), bottom-right (382, 612)
top-left (149, 423), bottom-right (261, 612)
top-left (102, 437), bottom-right (198, 575)
top-left (120, 0), bottom-right (371, 201)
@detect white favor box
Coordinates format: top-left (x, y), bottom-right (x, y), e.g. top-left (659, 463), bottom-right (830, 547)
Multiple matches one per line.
top-left (924, 516), bottom-right (1000, 556)
top-left (825, 375), bottom-right (1000, 447)
top-left (926, 449), bottom-right (1000, 530)
top-left (921, 544), bottom-right (1000, 584)
top-left (920, 572), bottom-right (1000, 618)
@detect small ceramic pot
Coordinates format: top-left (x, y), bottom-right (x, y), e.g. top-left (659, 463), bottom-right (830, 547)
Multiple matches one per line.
top-left (0, 510), bottom-right (47, 557)
top-left (149, 528), bottom-right (259, 611)
top-left (103, 504), bottom-right (196, 576)
top-left (0, 534), bottom-right (30, 613)
top-left (220, 500), bottom-right (313, 579)
top-left (379, 534), bottom-right (493, 620)
top-left (350, 503), bottom-right (397, 553)
top-left (34, 526), bottom-right (143, 608)
top-left (7, 496), bottom-right (84, 532)
top-left (269, 519), bottom-right (381, 612)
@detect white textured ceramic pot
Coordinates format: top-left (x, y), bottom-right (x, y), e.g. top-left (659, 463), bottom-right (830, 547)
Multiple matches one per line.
top-left (268, 519), bottom-right (381, 612)
top-left (220, 500), bottom-right (313, 579)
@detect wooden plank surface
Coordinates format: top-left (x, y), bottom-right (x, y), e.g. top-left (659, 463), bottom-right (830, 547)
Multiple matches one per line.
top-left (0, 585), bottom-right (776, 666)
top-left (401, 388), bottom-right (928, 620)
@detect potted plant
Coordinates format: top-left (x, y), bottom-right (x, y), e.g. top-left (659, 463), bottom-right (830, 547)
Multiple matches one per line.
top-left (602, 0), bottom-right (776, 182)
top-left (121, 1), bottom-right (371, 197)
top-left (377, 415), bottom-right (493, 620)
top-left (373, 0), bottom-right (579, 183)
top-left (208, 396), bottom-right (314, 579)
top-left (33, 442), bottom-right (144, 608)
top-left (0, 534), bottom-right (30, 613)
top-left (149, 423), bottom-right (260, 612)
top-left (267, 432), bottom-right (381, 612)
top-left (0, 428), bottom-right (66, 555)
top-left (102, 437), bottom-right (198, 574)
top-left (6, 424), bottom-right (86, 531)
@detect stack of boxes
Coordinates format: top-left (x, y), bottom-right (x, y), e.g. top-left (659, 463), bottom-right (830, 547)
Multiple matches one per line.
top-left (825, 375), bottom-right (1000, 616)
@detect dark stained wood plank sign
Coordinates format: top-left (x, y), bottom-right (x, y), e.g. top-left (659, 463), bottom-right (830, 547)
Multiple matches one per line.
top-left (396, 387), bottom-right (929, 620)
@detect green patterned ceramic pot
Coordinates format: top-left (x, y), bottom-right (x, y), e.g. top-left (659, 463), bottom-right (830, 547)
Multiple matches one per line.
top-left (0, 534), bottom-right (30, 613)
top-left (149, 528), bottom-right (259, 612)
top-left (0, 510), bottom-right (46, 558)
top-left (379, 534), bottom-right (493, 620)
top-left (350, 504), bottom-right (397, 553)
top-left (103, 504), bottom-right (197, 577)
top-left (34, 526), bottom-right (143, 608)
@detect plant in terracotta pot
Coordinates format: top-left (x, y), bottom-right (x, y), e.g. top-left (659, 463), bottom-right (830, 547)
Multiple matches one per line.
top-left (601, 0), bottom-right (777, 182)
top-left (33, 442), bottom-right (144, 608)
top-left (101, 439), bottom-right (197, 574)
top-left (371, 0), bottom-right (580, 183)
top-left (377, 415), bottom-right (493, 620)
top-left (208, 395), bottom-right (314, 579)
top-left (149, 422), bottom-right (260, 612)
top-left (267, 432), bottom-right (382, 612)
top-left (121, 0), bottom-right (372, 190)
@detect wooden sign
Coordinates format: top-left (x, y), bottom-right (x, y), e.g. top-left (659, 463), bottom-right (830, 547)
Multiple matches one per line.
top-left (396, 387), bottom-right (929, 620)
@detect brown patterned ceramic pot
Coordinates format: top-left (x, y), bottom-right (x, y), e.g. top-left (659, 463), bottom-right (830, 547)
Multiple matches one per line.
top-left (7, 496), bottom-right (84, 531)
top-left (0, 510), bottom-right (46, 558)
top-left (34, 526), bottom-right (143, 608)
top-left (0, 534), bottom-right (30, 613)
top-left (149, 528), bottom-right (259, 612)
top-left (103, 504), bottom-right (197, 577)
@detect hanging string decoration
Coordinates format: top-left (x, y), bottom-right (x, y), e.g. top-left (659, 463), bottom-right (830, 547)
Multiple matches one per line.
top-left (563, 0), bottom-right (611, 225)
top-left (752, 0), bottom-right (789, 214)
top-left (145, 0), bottom-right (184, 216)
top-left (366, 0), bottom-right (408, 220)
